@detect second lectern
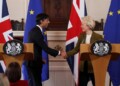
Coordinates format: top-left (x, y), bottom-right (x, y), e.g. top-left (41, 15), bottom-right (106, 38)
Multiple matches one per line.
top-left (80, 44), bottom-right (120, 86)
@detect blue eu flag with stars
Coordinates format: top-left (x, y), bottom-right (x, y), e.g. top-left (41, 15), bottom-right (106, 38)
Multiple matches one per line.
top-left (22, 0), bottom-right (49, 82)
top-left (104, 0), bottom-right (120, 85)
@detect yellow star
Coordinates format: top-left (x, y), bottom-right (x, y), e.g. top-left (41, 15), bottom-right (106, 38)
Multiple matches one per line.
top-left (117, 10), bottom-right (120, 15)
top-left (109, 11), bottom-right (113, 16)
top-left (29, 10), bottom-right (34, 15)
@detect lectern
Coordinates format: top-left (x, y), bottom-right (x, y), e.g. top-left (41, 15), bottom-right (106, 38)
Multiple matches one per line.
top-left (80, 44), bottom-right (120, 86)
top-left (0, 43), bottom-right (33, 67)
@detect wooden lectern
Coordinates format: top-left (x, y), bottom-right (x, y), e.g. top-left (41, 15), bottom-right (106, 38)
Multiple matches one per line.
top-left (0, 43), bottom-right (33, 67)
top-left (80, 44), bottom-right (120, 86)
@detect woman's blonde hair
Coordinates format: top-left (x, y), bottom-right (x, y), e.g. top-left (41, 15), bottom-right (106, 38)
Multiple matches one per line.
top-left (82, 16), bottom-right (95, 30)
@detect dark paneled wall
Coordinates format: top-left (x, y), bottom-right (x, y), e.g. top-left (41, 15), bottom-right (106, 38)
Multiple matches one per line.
top-left (43, 0), bottom-right (72, 30)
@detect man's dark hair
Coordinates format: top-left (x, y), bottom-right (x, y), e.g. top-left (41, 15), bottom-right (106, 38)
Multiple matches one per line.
top-left (36, 13), bottom-right (49, 24)
top-left (5, 62), bottom-right (21, 83)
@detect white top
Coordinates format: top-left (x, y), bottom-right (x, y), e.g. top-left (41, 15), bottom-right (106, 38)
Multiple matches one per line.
top-left (85, 34), bottom-right (92, 44)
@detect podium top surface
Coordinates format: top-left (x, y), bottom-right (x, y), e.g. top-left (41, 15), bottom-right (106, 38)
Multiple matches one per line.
top-left (80, 44), bottom-right (120, 54)
top-left (0, 43), bottom-right (33, 53)
top-left (0, 43), bottom-right (34, 60)
top-left (80, 44), bottom-right (120, 60)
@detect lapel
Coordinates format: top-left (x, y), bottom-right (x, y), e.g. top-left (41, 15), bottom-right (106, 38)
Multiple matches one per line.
top-left (81, 33), bottom-right (86, 43)
top-left (90, 32), bottom-right (96, 43)
top-left (36, 26), bottom-right (44, 37)
top-left (37, 26), bottom-right (48, 43)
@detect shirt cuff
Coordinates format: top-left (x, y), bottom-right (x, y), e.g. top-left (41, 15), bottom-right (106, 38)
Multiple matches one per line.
top-left (58, 51), bottom-right (61, 56)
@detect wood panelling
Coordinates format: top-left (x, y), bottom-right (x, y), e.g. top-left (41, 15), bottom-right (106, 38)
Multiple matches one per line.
top-left (43, 0), bottom-right (72, 30)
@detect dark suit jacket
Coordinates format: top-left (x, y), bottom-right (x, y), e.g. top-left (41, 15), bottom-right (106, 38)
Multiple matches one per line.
top-left (28, 26), bottom-right (59, 68)
top-left (67, 32), bottom-right (103, 73)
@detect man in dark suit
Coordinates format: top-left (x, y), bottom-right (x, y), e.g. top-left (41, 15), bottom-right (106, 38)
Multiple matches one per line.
top-left (27, 13), bottom-right (61, 86)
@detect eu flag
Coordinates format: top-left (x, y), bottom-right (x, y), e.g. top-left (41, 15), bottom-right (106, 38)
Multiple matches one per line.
top-left (104, 0), bottom-right (120, 85)
top-left (23, 0), bottom-right (43, 43)
top-left (22, 0), bottom-right (49, 82)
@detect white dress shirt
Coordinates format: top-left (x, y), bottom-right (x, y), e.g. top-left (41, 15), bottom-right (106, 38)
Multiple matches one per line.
top-left (36, 25), bottom-right (43, 32)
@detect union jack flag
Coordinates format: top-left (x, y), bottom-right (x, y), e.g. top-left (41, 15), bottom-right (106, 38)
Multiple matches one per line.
top-left (0, 0), bottom-right (13, 72)
top-left (66, 0), bottom-right (86, 85)
top-left (0, 0), bottom-right (13, 43)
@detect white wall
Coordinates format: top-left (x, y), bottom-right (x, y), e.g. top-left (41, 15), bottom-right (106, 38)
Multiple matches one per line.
top-left (7, 0), bottom-right (28, 21)
top-left (86, 0), bottom-right (111, 22)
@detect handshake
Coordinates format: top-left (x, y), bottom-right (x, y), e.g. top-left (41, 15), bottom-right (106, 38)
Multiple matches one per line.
top-left (54, 45), bottom-right (68, 59)
top-left (60, 50), bottom-right (67, 59)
